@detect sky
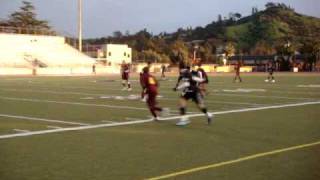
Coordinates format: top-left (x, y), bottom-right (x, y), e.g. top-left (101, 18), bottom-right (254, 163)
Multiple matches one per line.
top-left (1, 0), bottom-right (320, 38)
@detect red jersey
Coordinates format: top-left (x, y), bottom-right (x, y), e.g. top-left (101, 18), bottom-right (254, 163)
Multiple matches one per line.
top-left (121, 64), bottom-right (130, 80)
top-left (142, 73), bottom-right (158, 93)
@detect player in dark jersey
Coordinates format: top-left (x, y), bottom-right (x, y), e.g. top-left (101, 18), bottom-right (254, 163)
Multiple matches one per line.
top-left (141, 66), bottom-right (168, 120)
top-left (196, 63), bottom-right (209, 96)
top-left (173, 65), bottom-right (213, 126)
top-left (161, 64), bottom-right (166, 79)
top-left (265, 61), bottom-right (275, 83)
top-left (233, 60), bottom-right (242, 83)
top-left (121, 61), bottom-right (132, 91)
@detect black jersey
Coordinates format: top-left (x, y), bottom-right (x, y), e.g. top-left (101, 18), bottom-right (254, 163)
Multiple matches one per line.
top-left (197, 68), bottom-right (209, 84)
top-left (267, 63), bottom-right (275, 73)
top-left (176, 69), bottom-right (203, 93)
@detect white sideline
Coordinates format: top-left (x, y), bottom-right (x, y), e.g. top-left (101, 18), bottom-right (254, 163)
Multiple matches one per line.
top-left (0, 101), bottom-right (319, 140)
top-left (0, 96), bottom-right (197, 114)
top-left (0, 113), bottom-right (89, 126)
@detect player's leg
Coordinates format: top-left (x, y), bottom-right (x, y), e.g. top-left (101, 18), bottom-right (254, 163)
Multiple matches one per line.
top-left (176, 97), bottom-right (190, 126)
top-left (127, 80), bottom-right (132, 91)
top-left (122, 78), bottom-right (127, 90)
top-left (147, 92), bottom-right (163, 120)
top-left (194, 92), bottom-right (213, 125)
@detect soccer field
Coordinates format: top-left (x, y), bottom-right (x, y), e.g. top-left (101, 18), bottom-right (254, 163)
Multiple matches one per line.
top-left (0, 73), bottom-right (319, 180)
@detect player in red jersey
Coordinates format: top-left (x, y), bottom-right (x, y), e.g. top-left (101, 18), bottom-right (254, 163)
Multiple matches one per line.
top-left (141, 66), bottom-right (168, 120)
top-left (139, 61), bottom-right (152, 101)
top-left (121, 61), bottom-right (132, 91)
top-left (233, 60), bottom-right (242, 83)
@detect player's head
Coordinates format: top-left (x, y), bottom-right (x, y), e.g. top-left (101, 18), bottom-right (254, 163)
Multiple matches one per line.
top-left (143, 66), bottom-right (149, 73)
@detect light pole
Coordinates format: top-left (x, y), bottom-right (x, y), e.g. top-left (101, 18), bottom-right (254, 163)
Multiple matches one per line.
top-left (78, 0), bottom-right (83, 52)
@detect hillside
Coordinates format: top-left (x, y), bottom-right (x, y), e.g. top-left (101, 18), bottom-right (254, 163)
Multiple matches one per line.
top-left (85, 3), bottom-right (320, 64)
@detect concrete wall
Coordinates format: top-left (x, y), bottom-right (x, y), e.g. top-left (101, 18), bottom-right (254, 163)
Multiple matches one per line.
top-left (0, 33), bottom-right (95, 68)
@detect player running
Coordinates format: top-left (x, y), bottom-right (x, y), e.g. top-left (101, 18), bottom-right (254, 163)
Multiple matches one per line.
top-left (173, 64), bottom-right (213, 126)
top-left (265, 61), bottom-right (275, 83)
top-left (141, 66), bottom-right (168, 121)
top-left (139, 61), bottom-right (152, 101)
top-left (196, 62), bottom-right (209, 96)
top-left (121, 61), bottom-right (132, 91)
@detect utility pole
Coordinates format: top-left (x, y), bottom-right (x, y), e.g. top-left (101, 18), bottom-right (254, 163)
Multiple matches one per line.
top-left (78, 0), bottom-right (82, 52)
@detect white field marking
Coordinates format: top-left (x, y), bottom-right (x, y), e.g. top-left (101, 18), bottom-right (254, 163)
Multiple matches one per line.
top-left (101, 120), bottom-right (116, 123)
top-left (47, 126), bottom-right (62, 129)
top-left (13, 129), bottom-right (30, 133)
top-left (297, 84), bottom-right (320, 88)
top-left (0, 96), bottom-right (198, 114)
top-left (147, 140), bottom-right (320, 180)
top-left (80, 97), bottom-right (95, 100)
top-left (0, 101), bottom-right (319, 140)
top-left (211, 93), bottom-right (313, 100)
top-left (125, 117), bottom-right (143, 121)
top-left (222, 88), bottom-right (266, 93)
top-left (0, 88), bottom-right (106, 97)
top-left (160, 97), bottom-right (263, 106)
top-left (0, 96), bottom-right (148, 111)
top-left (2, 85), bottom-right (316, 102)
top-left (0, 113), bottom-right (90, 126)
top-left (0, 87), bottom-right (266, 107)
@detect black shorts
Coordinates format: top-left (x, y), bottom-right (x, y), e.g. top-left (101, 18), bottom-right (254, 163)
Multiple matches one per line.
top-left (181, 91), bottom-right (203, 104)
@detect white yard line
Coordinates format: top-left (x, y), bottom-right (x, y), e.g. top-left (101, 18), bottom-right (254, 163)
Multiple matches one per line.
top-left (101, 120), bottom-right (116, 123)
top-left (0, 101), bottom-right (319, 140)
top-left (47, 126), bottom-right (62, 129)
top-left (0, 113), bottom-right (89, 126)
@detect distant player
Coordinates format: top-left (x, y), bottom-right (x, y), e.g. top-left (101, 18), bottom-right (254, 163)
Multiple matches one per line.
top-left (121, 61), bottom-right (132, 91)
top-left (173, 65), bottom-right (213, 126)
top-left (196, 62), bottom-right (209, 96)
top-left (265, 61), bottom-right (275, 83)
top-left (141, 66), bottom-right (168, 120)
top-left (233, 60), bottom-right (242, 83)
top-left (161, 64), bottom-right (166, 79)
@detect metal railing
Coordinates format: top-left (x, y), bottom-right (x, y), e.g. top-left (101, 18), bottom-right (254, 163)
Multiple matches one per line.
top-left (0, 26), bottom-right (56, 36)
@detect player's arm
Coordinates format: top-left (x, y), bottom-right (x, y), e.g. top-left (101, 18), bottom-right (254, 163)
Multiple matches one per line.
top-left (192, 76), bottom-right (205, 83)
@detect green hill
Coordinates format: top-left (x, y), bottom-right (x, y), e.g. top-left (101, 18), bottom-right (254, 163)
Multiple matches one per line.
top-left (181, 3), bottom-right (320, 54)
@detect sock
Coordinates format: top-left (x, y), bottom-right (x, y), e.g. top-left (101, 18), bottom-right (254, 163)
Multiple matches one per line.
top-left (180, 107), bottom-right (186, 115)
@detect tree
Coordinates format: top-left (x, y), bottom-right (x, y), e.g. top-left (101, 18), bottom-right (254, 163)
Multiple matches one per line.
top-left (8, 1), bottom-right (50, 31)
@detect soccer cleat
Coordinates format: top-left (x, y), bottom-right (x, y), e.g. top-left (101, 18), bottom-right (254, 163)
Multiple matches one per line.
top-left (176, 116), bottom-right (190, 126)
top-left (153, 117), bottom-right (160, 122)
top-left (272, 80), bottom-right (276, 83)
top-left (160, 108), bottom-right (170, 117)
top-left (207, 113), bottom-right (214, 125)
top-left (265, 79), bottom-right (269, 82)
